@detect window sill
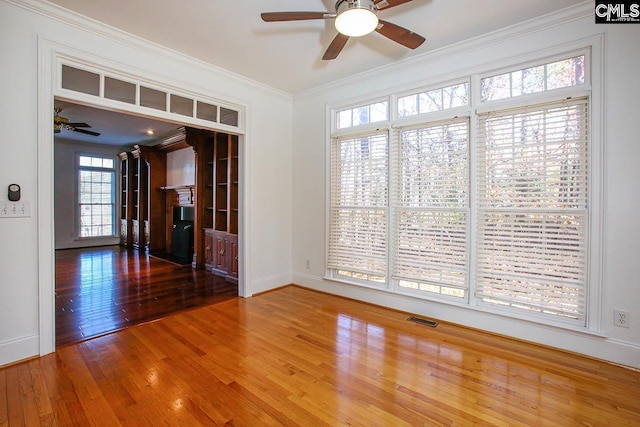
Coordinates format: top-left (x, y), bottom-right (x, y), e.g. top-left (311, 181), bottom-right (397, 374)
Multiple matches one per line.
top-left (75, 235), bottom-right (118, 241)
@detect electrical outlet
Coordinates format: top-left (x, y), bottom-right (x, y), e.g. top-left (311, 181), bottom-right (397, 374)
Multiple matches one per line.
top-left (305, 259), bottom-right (310, 269)
top-left (614, 309), bottom-right (630, 328)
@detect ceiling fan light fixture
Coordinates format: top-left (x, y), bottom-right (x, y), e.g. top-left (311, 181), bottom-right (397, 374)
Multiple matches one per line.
top-left (335, 0), bottom-right (379, 37)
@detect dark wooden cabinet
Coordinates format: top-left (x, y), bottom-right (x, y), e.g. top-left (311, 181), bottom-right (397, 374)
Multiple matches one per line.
top-left (205, 229), bottom-right (238, 283)
top-left (191, 131), bottom-right (238, 282)
top-left (135, 145), bottom-right (167, 253)
top-left (119, 152), bottom-right (134, 246)
top-left (227, 233), bottom-right (239, 278)
top-left (120, 145), bottom-right (166, 252)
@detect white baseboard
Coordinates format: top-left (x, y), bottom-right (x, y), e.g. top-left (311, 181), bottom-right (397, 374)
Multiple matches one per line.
top-left (246, 272), bottom-right (292, 297)
top-left (0, 334), bottom-right (39, 367)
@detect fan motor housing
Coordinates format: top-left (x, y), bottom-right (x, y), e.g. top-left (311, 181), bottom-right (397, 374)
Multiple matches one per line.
top-left (335, 0), bottom-right (377, 14)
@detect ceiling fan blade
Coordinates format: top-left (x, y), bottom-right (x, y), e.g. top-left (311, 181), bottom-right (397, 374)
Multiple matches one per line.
top-left (374, 0), bottom-right (413, 11)
top-left (73, 128), bottom-right (101, 137)
top-left (323, 33), bottom-right (350, 60)
top-left (261, 12), bottom-right (333, 22)
top-left (375, 19), bottom-right (425, 49)
top-left (67, 122), bottom-right (91, 128)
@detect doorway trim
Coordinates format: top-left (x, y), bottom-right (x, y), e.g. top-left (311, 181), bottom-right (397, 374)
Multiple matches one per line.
top-left (37, 38), bottom-right (248, 355)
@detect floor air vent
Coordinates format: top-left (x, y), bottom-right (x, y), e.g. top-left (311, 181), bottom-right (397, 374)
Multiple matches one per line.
top-left (407, 316), bottom-right (439, 327)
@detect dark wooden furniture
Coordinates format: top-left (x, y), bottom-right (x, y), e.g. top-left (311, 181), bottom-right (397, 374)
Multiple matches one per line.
top-left (196, 132), bottom-right (239, 282)
top-left (135, 144), bottom-right (167, 252)
top-left (130, 148), bottom-right (145, 249)
top-left (120, 143), bottom-right (169, 253)
top-left (119, 127), bottom-right (238, 279)
top-left (118, 151), bottom-right (134, 246)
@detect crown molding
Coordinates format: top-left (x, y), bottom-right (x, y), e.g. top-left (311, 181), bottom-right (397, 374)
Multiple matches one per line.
top-left (296, 1), bottom-right (594, 100)
top-left (3, 0), bottom-right (293, 101)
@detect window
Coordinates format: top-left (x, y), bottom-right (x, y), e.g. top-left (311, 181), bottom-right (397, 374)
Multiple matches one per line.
top-left (328, 52), bottom-right (593, 327)
top-left (336, 101), bottom-right (388, 129)
top-left (398, 83), bottom-right (469, 118)
top-left (328, 132), bottom-right (388, 284)
top-left (481, 55), bottom-right (585, 102)
top-left (60, 63), bottom-right (243, 129)
top-left (393, 119), bottom-right (470, 299)
top-left (78, 155), bottom-right (116, 238)
top-left (475, 98), bottom-right (589, 321)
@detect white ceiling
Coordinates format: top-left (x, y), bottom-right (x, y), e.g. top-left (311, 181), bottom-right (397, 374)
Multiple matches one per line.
top-left (49, 0), bottom-right (587, 146)
top-left (53, 100), bottom-right (183, 146)
top-left (47, 0), bottom-right (586, 94)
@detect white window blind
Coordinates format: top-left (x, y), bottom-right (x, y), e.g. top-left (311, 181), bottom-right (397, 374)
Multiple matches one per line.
top-left (475, 98), bottom-right (588, 322)
top-left (328, 132), bottom-right (388, 280)
top-left (393, 119), bottom-right (469, 295)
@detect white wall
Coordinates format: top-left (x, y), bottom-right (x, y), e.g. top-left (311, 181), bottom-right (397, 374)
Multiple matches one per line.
top-left (54, 139), bottom-right (125, 249)
top-left (0, 0), bottom-right (293, 366)
top-left (166, 148), bottom-right (195, 187)
top-left (291, 6), bottom-right (640, 368)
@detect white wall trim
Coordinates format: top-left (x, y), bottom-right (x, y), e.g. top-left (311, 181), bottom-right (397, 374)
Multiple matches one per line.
top-left (37, 35), bottom-right (253, 354)
top-left (291, 274), bottom-right (640, 369)
top-left (38, 36), bottom-right (56, 356)
top-left (5, 0), bottom-right (293, 101)
top-left (0, 334), bottom-right (40, 367)
top-left (296, 1), bottom-right (594, 100)
top-left (247, 273), bottom-right (293, 298)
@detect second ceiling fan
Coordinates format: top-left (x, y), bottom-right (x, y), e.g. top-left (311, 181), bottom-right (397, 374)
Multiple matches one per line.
top-left (54, 108), bottom-right (101, 137)
top-left (261, 0), bottom-right (425, 60)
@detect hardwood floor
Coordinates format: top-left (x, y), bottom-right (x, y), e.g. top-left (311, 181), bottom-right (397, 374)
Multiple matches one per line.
top-left (3, 285), bottom-right (639, 426)
top-left (55, 245), bottom-right (238, 346)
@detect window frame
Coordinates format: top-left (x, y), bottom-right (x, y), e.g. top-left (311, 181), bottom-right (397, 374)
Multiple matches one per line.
top-left (390, 117), bottom-right (472, 303)
top-left (474, 97), bottom-right (590, 326)
top-left (395, 79), bottom-right (471, 120)
top-left (326, 46), bottom-right (602, 332)
top-left (327, 130), bottom-right (390, 287)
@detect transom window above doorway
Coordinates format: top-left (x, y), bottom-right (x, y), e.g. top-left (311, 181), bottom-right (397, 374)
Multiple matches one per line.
top-left (60, 63), bottom-right (242, 129)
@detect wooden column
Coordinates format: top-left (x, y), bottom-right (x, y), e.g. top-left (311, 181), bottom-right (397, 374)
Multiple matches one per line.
top-left (186, 127), bottom-right (215, 269)
top-left (136, 144), bottom-right (167, 253)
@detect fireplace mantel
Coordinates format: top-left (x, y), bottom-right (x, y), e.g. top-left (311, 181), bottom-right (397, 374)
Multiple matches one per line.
top-left (160, 185), bottom-right (194, 207)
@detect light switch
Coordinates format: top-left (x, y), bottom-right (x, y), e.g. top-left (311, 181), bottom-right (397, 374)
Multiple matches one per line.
top-left (0, 201), bottom-right (31, 218)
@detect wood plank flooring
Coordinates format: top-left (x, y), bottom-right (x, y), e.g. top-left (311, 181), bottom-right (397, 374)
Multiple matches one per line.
top-left (3, 285), bottom-right (640, 426)
top-left (55, 245), bottom-right (238, 346)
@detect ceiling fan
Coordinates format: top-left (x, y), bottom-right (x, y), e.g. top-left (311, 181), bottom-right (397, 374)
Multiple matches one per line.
top-left (54, 108), bottom-right (101, 136)
top-left (261, 0), bottom-right (425, 60)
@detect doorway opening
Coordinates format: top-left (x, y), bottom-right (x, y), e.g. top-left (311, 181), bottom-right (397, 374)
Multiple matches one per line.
top-left (53, 100), bottom-right (242, 346)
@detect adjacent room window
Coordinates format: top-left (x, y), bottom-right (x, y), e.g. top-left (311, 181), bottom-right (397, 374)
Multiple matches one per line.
top-left (328, 52), bottom-right (592, 327)
top-left (78, 155), bottom-right (116, 238)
